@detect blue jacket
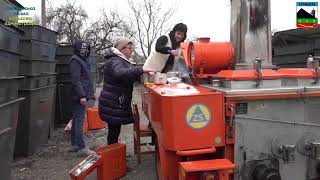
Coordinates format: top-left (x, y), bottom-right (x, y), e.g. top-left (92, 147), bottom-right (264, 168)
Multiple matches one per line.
top-left (69, 40), bottom-right (95, 102)
top-left (98, 48), bottom-right (143, 125)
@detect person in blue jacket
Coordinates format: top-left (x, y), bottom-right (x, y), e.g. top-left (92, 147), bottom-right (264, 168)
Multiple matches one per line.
top-left (98, 37), bottom-right (152, 145)
top-left (69, 40), bottom-right (95, 156)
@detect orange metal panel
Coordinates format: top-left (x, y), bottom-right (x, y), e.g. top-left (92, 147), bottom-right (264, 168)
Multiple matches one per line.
top-left (176, 147), bottom-right (216, 156)
top-left (216, 69), bottom-right (283, 80)
top-left (225, 91), bottom-right (320, 101)
top-left (277, 68), bottom-right (319, 78)
top-left (225, 144), bottom-right (235, 164)
top-left (180, 42), bottom-right (192, 68)
top-left (189, 68), bottom-right (319, 80)
top-left (179, 166), bottom-right (187, 180)
top-left (158, 144), bottom-right (181, 180)
top-left (179, 169), bottom-right (233, 180)
top-left (179, 159), bottom-right (235, 173)
top-left (96, 144), bottom-right (127, 180)
top-left (147, 84), bottom-right (225, 151)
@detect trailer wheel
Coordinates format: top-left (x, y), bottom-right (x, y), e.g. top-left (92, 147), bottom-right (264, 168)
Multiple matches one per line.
top-left (155, 137), bottom-right (161, 180)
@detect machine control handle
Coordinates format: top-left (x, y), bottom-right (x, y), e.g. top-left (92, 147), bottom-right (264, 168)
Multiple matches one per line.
top-left (39, 98), bottom-right (49, 103)
top-left (279, 145), bottom-right (296, 163)
top-left (176, 147), bottom-right (216, 156)
top-left (69, 153), bottom-right (102, 179)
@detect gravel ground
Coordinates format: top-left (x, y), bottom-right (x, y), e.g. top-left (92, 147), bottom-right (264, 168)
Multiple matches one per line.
top-left (12, 85), bottom-right (157, 180)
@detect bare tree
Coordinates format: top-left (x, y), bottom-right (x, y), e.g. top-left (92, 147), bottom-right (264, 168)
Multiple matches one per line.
top-left (271, 28), bottom-right (278, 36)
top-left (46, 1), bottom-right (134, 55)
top-left (83, 10), bottom-right (135, 55)
top-left (32, 15), bottom-right (41, 25)
top-left (128, 0), bottom-right (176, 59)
top-left (46, 1), bottom-right (88, 44)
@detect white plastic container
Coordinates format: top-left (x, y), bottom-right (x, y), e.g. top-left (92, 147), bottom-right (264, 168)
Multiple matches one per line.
top-left (167, 77), bottom-right (182, 84)
top-left (154, 73), bottom-right (167, 84)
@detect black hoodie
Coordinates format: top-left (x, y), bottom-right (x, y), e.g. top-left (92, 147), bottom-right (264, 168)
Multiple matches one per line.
top-left (73, 40), bottom-right (91, 60)
top-left (69, 40), bottom-right (95, 102)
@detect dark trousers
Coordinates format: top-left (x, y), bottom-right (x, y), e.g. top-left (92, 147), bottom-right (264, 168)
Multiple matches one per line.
top-left (107, 124), bottom-right (122, 145)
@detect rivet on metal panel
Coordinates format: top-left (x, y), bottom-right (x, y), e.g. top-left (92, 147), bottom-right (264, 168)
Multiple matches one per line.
top-left (215, 136), bottom-right (222, 144)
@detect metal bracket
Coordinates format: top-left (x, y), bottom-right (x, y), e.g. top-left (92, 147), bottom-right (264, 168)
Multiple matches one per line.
top-left (297, 132), bottom-right (320, 160)
top-left (253, 57), bottom-right (264, 88)
top-left (271, 135), bottom-right (296, 164)
top-left (226, 103), bottom-right (236, 138)
top-left (305, 142), bottom-right (320, 160)
top-left (307, 55), bottom-right (320, 84)
top-left (279, 145), bottom-right (296, 163)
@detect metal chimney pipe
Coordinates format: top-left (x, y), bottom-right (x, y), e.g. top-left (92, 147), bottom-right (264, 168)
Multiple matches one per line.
top-left (41, 0), bottom-right (46, 27)
top-left (230, 0), bottom-right (273, 69)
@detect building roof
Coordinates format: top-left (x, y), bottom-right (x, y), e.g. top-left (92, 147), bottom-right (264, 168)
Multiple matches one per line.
top-left (272, 27), bottom-right (320, 46)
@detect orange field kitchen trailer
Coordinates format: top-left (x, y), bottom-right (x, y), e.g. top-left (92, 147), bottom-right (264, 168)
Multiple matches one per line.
top-left (142, 0), bottom-right (320, 179)
top-left (69, 0), bottom-right (320, 179)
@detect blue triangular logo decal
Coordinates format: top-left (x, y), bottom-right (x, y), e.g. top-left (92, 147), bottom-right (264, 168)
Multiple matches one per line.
top-left (190, 105), bottom-right (208, 123)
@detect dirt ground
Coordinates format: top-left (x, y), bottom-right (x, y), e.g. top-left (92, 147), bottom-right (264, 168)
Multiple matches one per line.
top-left (12, 85), bottom-right (157, 180)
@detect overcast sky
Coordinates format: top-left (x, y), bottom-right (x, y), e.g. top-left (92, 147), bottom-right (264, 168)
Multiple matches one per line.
top-left (16, 0), bottom-right (319, 41)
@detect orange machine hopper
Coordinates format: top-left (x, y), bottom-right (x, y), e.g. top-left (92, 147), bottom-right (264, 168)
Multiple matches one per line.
top-left (180, 38), bottom-right (234, 75)
top-left (145, 83), bottom-right (225, 151)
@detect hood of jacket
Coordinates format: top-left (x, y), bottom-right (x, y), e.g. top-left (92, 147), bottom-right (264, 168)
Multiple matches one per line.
top-left (104, 47), bottom-right (136, 64)
top-left (73, 40), bottom-right (91, 60)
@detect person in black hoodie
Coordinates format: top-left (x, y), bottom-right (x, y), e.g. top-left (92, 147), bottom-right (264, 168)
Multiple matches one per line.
top-left (69, 40), bottom-right (95, 156)
top-left (143, 23), bottom-right (188, 73)
top-left (98, 37), bottom-right (153, 145)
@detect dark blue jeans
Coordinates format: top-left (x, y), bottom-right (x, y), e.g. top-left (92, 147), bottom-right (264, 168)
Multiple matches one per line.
top-left (71, 102), bottom-right (86, 149)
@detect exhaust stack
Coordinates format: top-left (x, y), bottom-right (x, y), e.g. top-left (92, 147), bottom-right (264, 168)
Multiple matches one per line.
top-left (230, 0), bottom-right (273, 69)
